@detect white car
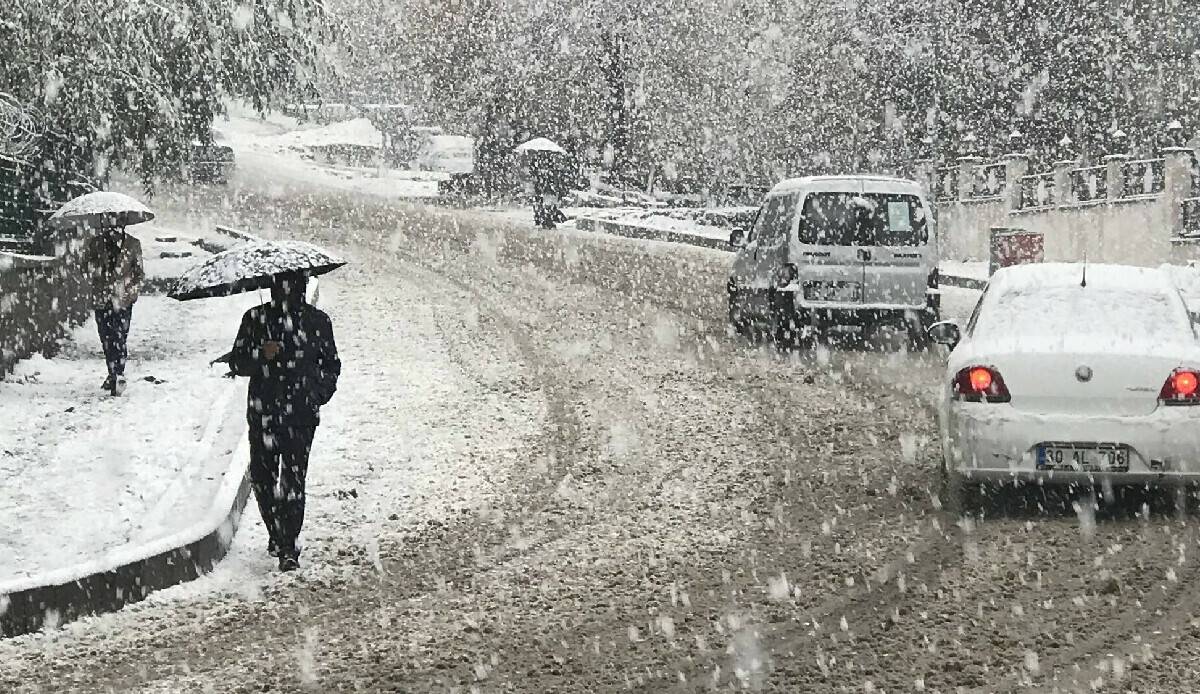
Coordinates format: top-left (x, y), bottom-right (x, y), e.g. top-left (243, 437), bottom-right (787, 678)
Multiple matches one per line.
top-left (727, 175), bottom-right (939, 348)
top-left (929, 262), bottom-right (1200, 508)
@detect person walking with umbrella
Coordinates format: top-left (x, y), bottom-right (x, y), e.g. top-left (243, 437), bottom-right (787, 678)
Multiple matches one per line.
top-left (52, 192), bottom-right (154, 396)
top-left (171, 240), bottom-right (344, 572)
top-left (516, 138), bottom-right (569, 229)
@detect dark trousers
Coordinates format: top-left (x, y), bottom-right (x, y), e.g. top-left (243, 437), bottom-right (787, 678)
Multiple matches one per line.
top-left (532, 197), bottom-right (563, 229)
top-left (532, 197), bottom-right (546, 226)
top-left (95, 305), bottom-right (133, 377)
top-left (248, 423), bottom-right (316, 555)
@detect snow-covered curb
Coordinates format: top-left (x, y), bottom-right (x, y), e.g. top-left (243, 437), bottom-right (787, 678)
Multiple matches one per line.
top-left (0, 382), bottom-right (250, 637)
top-left (0, 278), bottom-right (323, 637)
top-left (570, 213), bottom-right (992, 291)
top-left (574, 215), bottom-right (732, 251)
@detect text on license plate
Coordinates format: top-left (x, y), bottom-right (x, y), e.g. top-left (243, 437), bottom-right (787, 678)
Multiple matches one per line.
top-left (1036, 445), bottom-right (1130, 471)
top-left (803, 281), bottom-right (861, 302)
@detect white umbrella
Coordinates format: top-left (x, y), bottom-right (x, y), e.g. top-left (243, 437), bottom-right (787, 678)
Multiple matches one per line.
top-left (514, 137), bottom-right (567, 155)
top-left (169, 239), bottom-right (346, 301)
top-left (48, 191), bottom-right (155, 230)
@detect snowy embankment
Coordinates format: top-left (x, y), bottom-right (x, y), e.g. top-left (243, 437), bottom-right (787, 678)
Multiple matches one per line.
top-left (215, 105), bottom-right (440, 199)
top-left (0, 220), bottom-right (266, 596)
top-left (0, 292), bottom-right (258, 587)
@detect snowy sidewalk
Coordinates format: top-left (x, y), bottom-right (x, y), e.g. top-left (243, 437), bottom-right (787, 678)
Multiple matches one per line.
top-left (0, 292), bottom-right (260, 586)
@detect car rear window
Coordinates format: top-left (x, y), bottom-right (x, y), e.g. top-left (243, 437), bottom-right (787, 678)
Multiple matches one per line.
top-left (973, 285), bottom-right (1192, 343)
top-left (799, 193), bottom-right (928, 247)
top-left (749, 193), bottom-right (798, 245)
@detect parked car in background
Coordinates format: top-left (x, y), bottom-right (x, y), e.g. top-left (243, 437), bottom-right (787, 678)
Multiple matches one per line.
top-left (727, 175), bottom-right (939, 348)
top-left (413, 134), bottom-right (475, 175)
top-left (188, 130), bottom-right (235, 184)
top-left (701, 207), bottom-right (758, 231)
top-left (929, 263), bottom-right (1200, 512)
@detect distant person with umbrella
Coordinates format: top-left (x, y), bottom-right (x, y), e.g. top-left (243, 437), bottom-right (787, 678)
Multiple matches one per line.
top-left (51, 192), bottom-right (155, 396)
top-left (171, 240), bottom-right (344, 572)
top-left (516, 137), bottom-right (569, 229)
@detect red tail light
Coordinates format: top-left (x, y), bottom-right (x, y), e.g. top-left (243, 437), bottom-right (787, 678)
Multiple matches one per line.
top-left (952, 366), bottom-right (1011, 403)
top-left (1159, 369), bottom-right (1200, 405)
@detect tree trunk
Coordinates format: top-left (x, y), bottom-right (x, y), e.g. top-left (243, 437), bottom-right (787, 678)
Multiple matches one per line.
top-left (601, 28), bottom-right (631, 186)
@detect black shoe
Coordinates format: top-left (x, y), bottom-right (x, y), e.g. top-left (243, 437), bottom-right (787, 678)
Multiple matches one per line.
top-left (101, 375), bottom-right (115, 391)
top-left (267, 539), bottom-right (279, 557)
top-left (279, 554), bottom-right (300, 572)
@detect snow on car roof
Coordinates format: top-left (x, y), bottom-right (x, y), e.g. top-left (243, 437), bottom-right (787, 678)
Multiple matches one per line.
top-left (973, 262), bottom-right (1196, 349)
top-left (769, 175), bottom-right (922, 196)
top-left (989, 262), bottom-right (1176, 293)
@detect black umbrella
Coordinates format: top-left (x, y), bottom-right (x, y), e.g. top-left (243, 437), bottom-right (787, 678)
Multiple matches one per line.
top-left (169, 239), bottom-right (346, 301)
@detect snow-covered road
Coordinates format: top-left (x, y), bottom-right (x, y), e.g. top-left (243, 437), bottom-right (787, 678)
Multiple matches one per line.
top-left (4, 181), bottom-right (1200, 693)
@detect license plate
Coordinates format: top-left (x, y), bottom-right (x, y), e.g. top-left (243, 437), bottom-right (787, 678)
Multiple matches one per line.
top-left (803, 281), bottom-right (861, 303)
top-left (1036, 444), bottom-right (1130, 472)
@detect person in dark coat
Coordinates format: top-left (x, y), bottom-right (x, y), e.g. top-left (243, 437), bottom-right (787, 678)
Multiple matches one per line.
top-left (229, 272), bottom-right (340, 571)
top-left (82, 228), bottom-right (144, 395)
top-left (530, 152), bottom-right (569, 229)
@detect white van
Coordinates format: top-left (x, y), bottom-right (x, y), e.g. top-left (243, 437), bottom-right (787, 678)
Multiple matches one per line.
top-left (727, 175), bottom-right (939, 348)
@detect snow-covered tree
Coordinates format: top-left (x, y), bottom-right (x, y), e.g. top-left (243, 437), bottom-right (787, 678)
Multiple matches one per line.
top-left (0, 0), bottom-right (334, 186)
top-left (329, 0), bottom-right (1200, 186)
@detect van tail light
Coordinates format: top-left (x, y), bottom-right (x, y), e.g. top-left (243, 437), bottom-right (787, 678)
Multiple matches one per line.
top-left (927, 268), bottom-right (939, 289)
top-left (1159, 369), bottom-right (1200, 406)
top-left (773, 263), bottom-right (798, 288)
top-left (952, 366), bottom-right (1011, 403)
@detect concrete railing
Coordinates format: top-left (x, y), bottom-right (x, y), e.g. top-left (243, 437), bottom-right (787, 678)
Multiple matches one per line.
top-left (1123, 158), bottom-right (1166, 197)
top-left (1069, 165), bottom-right (1108, 203)
top-left (1017, 172), bottom-right (1057, 210)
top-left (1183, 198), bottom-right (1200, 238)
top-left (919, 147), bottom-right (1198, 268)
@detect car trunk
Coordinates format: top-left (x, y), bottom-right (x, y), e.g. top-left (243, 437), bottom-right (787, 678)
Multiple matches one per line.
top-left (791, 185), bottom-right (930, 309)
top-left (991, 349), bottom-right (1182, 417)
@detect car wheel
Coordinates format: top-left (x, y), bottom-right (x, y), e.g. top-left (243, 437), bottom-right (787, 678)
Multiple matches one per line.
top-left (727, 284), bottom-right (750, 337)
top-left (769, 290), bottom-right (799, 350)
top-left (940, 459), bottom-right (977, 518)
top-left (867, 317), bottom-right (909, 353)
top-left (908, 312), bottom-right (933, 352)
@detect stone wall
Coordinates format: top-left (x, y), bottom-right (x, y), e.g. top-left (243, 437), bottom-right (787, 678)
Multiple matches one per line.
top-left (922, 144), bottom-right (1198, 269)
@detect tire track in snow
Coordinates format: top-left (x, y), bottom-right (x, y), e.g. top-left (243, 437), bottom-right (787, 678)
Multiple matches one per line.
top-left (1009, 516), bottom-right (1200, 694)
top-left (651, 340), bottom-right (966, 691)
top-left (369, 211), bottom-right (964, 692)
top-left (236, 193), bottom-right (980, 691)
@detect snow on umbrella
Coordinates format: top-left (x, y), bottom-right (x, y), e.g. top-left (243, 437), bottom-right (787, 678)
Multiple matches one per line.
top-left (514, 137), bottom-right (567, 155)
top-left (48, 191), bottom-right (155, 230)
top-left (169, 239), bottom-right (346, 301)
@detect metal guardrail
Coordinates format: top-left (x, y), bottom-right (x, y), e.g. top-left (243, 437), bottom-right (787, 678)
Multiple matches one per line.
top-left (1123, 158), bottom-right (1165, 197)
top-left (1069, 165), bottom-right (1108, 202)
top-left (0, 152), bottom-right (95, 253)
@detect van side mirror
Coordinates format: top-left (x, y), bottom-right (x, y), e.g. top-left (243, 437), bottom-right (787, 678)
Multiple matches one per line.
top-left (729, 227), bottom-right (746, 248)
top-left (928, 321), bottom-right (961, 349)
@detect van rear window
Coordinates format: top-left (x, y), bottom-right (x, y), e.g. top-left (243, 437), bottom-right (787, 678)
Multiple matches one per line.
top-left (799, 193), bottom-right (928, 247)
